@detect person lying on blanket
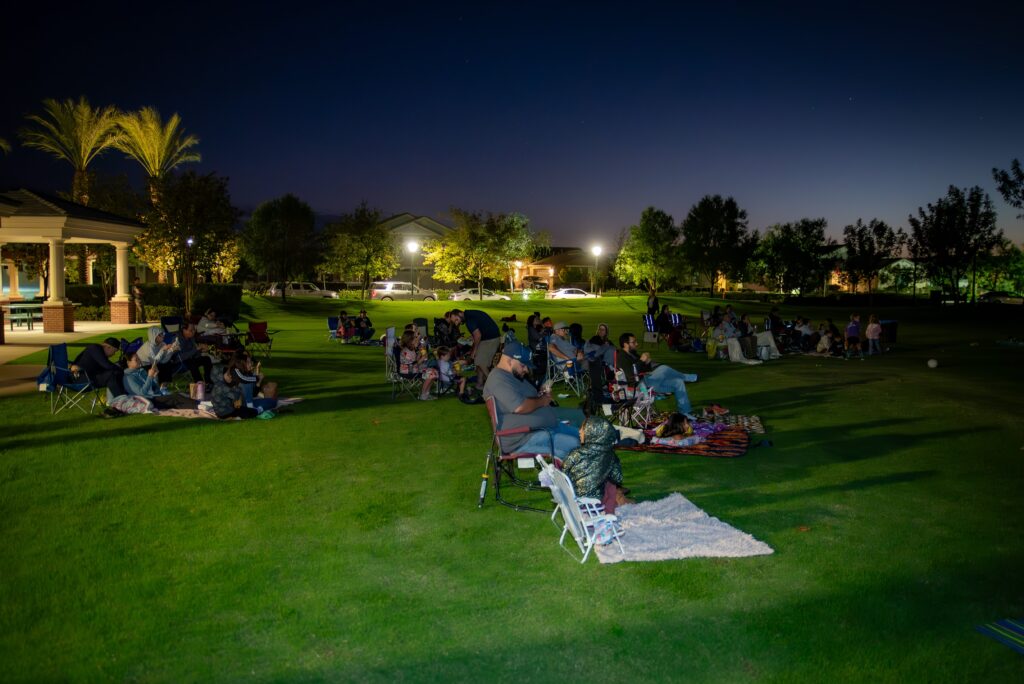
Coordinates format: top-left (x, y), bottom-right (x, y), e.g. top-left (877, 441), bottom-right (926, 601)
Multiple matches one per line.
top-left (562, 415), bottom-right (634, 513)
top-left (616, 333), bottom-right (698, 416)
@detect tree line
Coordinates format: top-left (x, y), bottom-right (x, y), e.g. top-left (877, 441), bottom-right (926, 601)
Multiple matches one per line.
top-left (614, 168), bottom-right (1023, 304)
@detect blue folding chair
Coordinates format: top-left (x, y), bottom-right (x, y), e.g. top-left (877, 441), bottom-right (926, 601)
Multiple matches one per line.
top-left (327, 316), bottom-right (340, 342)
top-left (40, 343), bottom-right (98, 415)
top-left (161, 315), bottom-right (184, 334)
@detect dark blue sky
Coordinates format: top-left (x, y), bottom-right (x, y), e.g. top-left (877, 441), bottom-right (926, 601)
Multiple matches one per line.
top-left (2, 1), bottom-right (1022, 245)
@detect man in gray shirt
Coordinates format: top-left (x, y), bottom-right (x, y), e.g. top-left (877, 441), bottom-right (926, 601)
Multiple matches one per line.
top-left (483, 341), bottom-right (581, 458)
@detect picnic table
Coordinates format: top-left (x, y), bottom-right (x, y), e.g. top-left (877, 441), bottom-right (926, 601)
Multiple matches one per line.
top-left (3, 302), bottom-right (44, 331)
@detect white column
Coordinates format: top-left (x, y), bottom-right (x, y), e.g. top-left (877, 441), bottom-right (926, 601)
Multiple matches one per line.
top-left (113, 243), bottom-right (131, 301)
top-left (0, 244), bottom-right (5, 300)
top-left (8, 261), bottom-right (20, 299)
top-left (85, 255), bottom-right (95, 285)
top-left (47, 238), bottom-right (67, 303)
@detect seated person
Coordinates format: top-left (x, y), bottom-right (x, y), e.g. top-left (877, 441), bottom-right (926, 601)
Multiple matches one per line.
top-left (736, 314), bottom-right (755, 337)
top-left (712, 318), bottom-right (739, 340)
top-left (399, 329), bottom-right (438, 401)
top-left (158, 323), bottom-right (213, 385)
top-left (123, 351), bottom-right (197, 409)
top-left (436, 345), bottom-right (469, 400)
top-left (616, 332), bottom-right (698, 415)
top-left (354, 309), bottom-right (375, 342)
top-left (722, 304), bottom-right (736, 323)
top-left (768, 307), bottom-right (785, 337)
top-left (210, 357), bottom-right (261, 419)
top-left (434, 311), bottom-right (461, 350)
top-left (548, 321), bottom-right (584, 369)
top-left (483, 341), bottom-right (581, 459)
top-left (231, 350), bottom-right (277, 411)
top-left (72, 337), bottom-right (126, 398)
top-left (338, 310), bottom-right (356, 341)
top-left (197, 309), bottom-right (227, 335)
top-left (136, 326), bottom-right (179, 368)
top-left (562, 415), bottom-right (633, 513)
top-left (655, 305), bottom-right (675, 335)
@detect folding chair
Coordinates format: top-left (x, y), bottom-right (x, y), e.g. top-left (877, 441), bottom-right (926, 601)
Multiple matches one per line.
top-left (40, 343), bottom-right (99, 415)
top-left (327, 316), bottom-right (340, 342)
top-left (477, 396), bottom-right (555, 513)
top-left (413, 317), bottom-right (429, 339)
top-left (161, 315), bottom-right (184, 334)
top-left (546, 348), bottom-right (588, 397)
top-left (385, 327), bottom-right (424, 399)
top-left (246, 321), bottom-right (278, 358)
top-left (641, 314), bottom-right (659, 346)
top-left (118, 337), bottom-right (144, 363)
top-left (535, 456), bottom-right (624, 563)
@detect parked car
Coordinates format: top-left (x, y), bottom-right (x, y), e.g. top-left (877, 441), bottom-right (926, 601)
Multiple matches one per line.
top-left (449, 288), bottom-right (511, 301)
top-left (546, 288), bottom-right (598, 300)
top-left (520, 276), bottom-right (549, 290)
top-left (266, 282), bottom-right (339, 299)
top-left (978, 290), bottom-right (1023, 304)
top-left (369, 281), bottom-right (438, 301)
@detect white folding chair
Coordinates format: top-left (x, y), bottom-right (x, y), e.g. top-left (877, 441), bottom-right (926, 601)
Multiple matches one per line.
top-left (535, 456), bottom-right (624, 563)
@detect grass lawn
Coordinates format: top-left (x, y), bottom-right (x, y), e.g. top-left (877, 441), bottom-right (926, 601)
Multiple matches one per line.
top-left (2, 294), bottom-right (1023, 681)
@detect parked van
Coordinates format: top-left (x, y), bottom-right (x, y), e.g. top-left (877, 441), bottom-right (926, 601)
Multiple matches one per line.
top-left (369, 281), bottom-right (438, 301)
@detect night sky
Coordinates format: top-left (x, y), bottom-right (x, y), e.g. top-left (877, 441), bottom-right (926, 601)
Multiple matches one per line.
top-left (2, 1), bottom-right (1022, 246)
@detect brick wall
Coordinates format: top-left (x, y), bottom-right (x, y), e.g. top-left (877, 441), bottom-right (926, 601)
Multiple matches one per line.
top-left (42, 304), bottom-right (75, 333)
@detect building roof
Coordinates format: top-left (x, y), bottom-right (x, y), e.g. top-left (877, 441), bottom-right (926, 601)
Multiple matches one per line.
top-left (0, 188), bottom-right (144, 227)
top-left (379, 213), bottom-right (452, 237)
top-left (527, 249), bottom-right (603, 269)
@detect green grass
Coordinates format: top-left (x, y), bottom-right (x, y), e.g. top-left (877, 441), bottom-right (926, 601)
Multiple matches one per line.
top-left (2, 295), bottom-right (1023, 681)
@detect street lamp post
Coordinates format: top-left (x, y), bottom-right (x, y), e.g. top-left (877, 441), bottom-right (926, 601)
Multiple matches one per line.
top-left (591, 244), bottom-right (602, 293)
top-left (405, 240), bottom-right (420, 288)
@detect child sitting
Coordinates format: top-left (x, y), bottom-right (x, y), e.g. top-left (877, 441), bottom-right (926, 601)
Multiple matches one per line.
top-left (435, 346), bottom-right (468, 399)
top-left (562, 415), bottom-right (633, 513)
top-left (399, 330), bottom-right (438, 401)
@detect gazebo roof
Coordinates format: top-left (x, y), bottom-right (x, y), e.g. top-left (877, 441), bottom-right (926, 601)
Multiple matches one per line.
top-left (0, 188), bottom-right (144, 244)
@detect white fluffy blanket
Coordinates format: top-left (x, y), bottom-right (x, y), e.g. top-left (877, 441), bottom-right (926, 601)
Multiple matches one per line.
top-left (595, 492), bottom-right (774, 564)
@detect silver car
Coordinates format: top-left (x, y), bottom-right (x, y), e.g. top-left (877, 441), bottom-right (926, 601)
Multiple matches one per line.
top-left (369, 281), bottom-right (438, 301)
top-left (267, 282), bottom-right (339, 299)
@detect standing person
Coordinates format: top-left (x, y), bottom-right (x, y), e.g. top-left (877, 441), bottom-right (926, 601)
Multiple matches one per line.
top-left (865, 314), bottom-right (882, 355)
top-left (132, 277), bottom-right (146, 322)
top-left (451, 308), bottom-right (500, 391)
top-left (646, 289), bottom-right (660, 316)
top-left (616, 332), bottom-right (699, 415)
top-left (482, 341), bottom-right (581, 459)
top-left (71, 337), bottom-right (127, 398)
top-left (845, 313), bottom-right (864, 360)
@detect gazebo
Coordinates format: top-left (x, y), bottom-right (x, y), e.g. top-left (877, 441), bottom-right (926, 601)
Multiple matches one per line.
top-left (0, 189), bottom-right (144, 333)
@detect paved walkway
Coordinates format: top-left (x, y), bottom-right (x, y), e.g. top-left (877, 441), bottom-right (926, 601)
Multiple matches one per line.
top-left (0, 321), bottom-right (151, 397)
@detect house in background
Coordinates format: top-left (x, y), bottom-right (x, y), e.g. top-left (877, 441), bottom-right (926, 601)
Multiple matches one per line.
top-left (379, 213), bottom-right (453, 287)
top-left (516, 247), bottom-right (609, 290)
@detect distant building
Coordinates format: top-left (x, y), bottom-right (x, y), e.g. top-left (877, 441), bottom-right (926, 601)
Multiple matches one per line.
top-left (516, 248), bottom-right (607, 290)
top-left (379, 213), bottom-right (453, 287)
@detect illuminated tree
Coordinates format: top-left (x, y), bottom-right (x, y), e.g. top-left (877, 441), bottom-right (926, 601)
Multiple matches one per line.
top-left (612, 207), bottom-right (679, 294)
top-left (114, 107), bottom-right (200, 205)
top-left (320, 202), bottom-right (398, 299)
top-left (0, 137), bottom-right (11, 154)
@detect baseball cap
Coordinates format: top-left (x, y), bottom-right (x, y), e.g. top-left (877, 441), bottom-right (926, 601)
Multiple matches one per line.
top-left (553, 321), bottom-right (569, 330)
top-left (103, 337), bottom-right (120, 349)
top-left (502, 340), bottom-right (535, 369)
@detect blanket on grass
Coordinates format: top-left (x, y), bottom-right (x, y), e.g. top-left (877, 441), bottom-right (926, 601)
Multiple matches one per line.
top-left (619, 426), bottom-right (750, 458)
top-left (155, 397), bottom-right (304, 419)
top-left (595, 492), bottom-right (774, 563)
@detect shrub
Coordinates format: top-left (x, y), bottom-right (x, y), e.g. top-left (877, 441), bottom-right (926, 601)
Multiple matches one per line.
top-left (193, 284), bottom-right (243, 320)
top-left (75, 305), bottom-right (110, 321)
top-left (65, 284), bottom-right (107, 306)
top-left (140, 284), bottom-right (184, 308)
top-left (141, 305), bottom-right (181, 324)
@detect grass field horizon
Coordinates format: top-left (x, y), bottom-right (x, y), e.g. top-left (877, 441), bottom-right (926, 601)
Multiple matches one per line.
top-left (2, 294), bottom-right (1022, 681)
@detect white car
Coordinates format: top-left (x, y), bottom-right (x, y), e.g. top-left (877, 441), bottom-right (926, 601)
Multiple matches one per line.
top-left (546, 288), bottom-right (598, 300)
top-left (266, 282), bottom-right (339, 299)
top-left (449, 288), bottom-right (511, 301)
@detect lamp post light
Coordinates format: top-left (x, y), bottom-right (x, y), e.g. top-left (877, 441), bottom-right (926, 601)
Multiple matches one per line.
top-left (405, 240), bottom-right (420, 288)
top-left (591, 244), bottom-right (602, 293)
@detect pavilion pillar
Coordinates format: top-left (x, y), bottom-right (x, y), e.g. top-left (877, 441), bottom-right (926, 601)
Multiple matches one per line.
top-left (43, 238), bottom-right (74, 332)
top-left (85, 254), bottom-right (95, 285)
top-left (5, 260), bottom-right (20, 301)
top-left (109, 242), bottom-right (135, 324)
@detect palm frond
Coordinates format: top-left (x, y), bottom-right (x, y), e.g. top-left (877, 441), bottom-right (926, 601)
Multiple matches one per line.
top-left (114, 107), bottom-right (201, 179)
top-left (0, 137), bottom-right (11, 154)
top-left (18, 97), bottom-right (120, 170)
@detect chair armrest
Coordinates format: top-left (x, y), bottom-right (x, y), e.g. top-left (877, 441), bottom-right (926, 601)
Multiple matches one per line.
top-left (496, 426), bottom-right (531, 437)
top-left (578, 497), bottom-right (602, 505)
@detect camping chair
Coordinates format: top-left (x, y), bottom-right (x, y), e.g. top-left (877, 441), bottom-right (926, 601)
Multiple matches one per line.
top-left (641, 314), bottom-right (659, 346)
top-left (546, 348), bottom-right (588, 397)
top-left (40, 343), bottom-right (99, 415)
top-left (535, 456), bottom-right (624, 563)
top-left (413, 317), bottom-right (429, 339)
top-left (161, 315), bottom-right (184, 334)
top-left (118, 337), bottom-right (144, 363)
top-left (246, 321), bottom-right (278, 358)
top-left (477, 396), bottom-right (554, 513)
top-left (385, 326), bottom-right (424, 399)
top-left (327, 316), bottom-right (341, 342)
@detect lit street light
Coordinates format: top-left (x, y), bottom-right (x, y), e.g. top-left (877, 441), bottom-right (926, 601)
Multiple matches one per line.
top-left (405, 240), bottom-right (420, 287)
top-left (591, 244), bottom-right (602, 293)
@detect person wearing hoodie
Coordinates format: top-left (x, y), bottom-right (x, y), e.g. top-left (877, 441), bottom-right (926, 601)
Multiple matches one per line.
top-left (136, 326), bottom-right (178, 368)
top-left (122, 352), bottom-right (197, 409)
top-left (561, 415), bottom-right (633, 513)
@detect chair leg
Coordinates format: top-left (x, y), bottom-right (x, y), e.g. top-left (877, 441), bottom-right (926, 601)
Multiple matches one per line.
top-left (478, 450), bottom-right (492, 508)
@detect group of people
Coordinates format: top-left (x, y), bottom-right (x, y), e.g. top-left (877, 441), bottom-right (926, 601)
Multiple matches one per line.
top-left (336, 309), bottom-right (376, 343)
top-left (761, 309), bottom-right (884, 359)
top-left (70, 319), bottom-right (278, 420)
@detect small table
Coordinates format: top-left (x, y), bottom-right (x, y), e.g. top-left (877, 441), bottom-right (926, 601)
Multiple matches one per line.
top-left (3, 302), bottom-right (44, 331)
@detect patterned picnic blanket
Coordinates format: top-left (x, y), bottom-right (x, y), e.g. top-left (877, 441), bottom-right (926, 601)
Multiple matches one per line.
top-left (154, 397), bottom-right (303, 419)
top-left (619, 427), bottom-right (750, 458)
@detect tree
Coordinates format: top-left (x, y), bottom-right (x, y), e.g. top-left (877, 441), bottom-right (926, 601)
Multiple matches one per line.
top-left (753, 218), bottom-right (835, 294)
top-left (0, 137), bottom-right (11, 154)
top-left (241, 194), bottom-right (318, 301)
top-left (211, 238), bottom-right (242, 283)
top-left (20, 97), bottom-right (122, 281)
top-left (423, 209), bottom-right (543, 299)
top-left (320, 202), bottom-right (398, 299)
top-left (978, 239), bottom-right (1024, 294)
top-left (680, 195), bottom-right (755, 294)
top-left (135, 171), bottom-right (239, 310)
top-left (612, 207), bottom-right (680, 293)
top-left (19, 97), bottom-right (121, 205)
top-left (992, 159), bottom-right (1024, 219)
top-left (114, 107), bottom-right (200, 205)
top-left (908, 185), bottom-right (1002, 305)
top-left (841, 219), bottom-right (905, 294)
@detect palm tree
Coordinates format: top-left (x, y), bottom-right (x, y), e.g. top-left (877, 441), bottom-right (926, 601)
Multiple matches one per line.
top-left (0, 137), bottom-right (11, 154)
top-left (19, 97), bottom-right (121, 205)
top-left (114, 107), bottom-right (200, 205)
